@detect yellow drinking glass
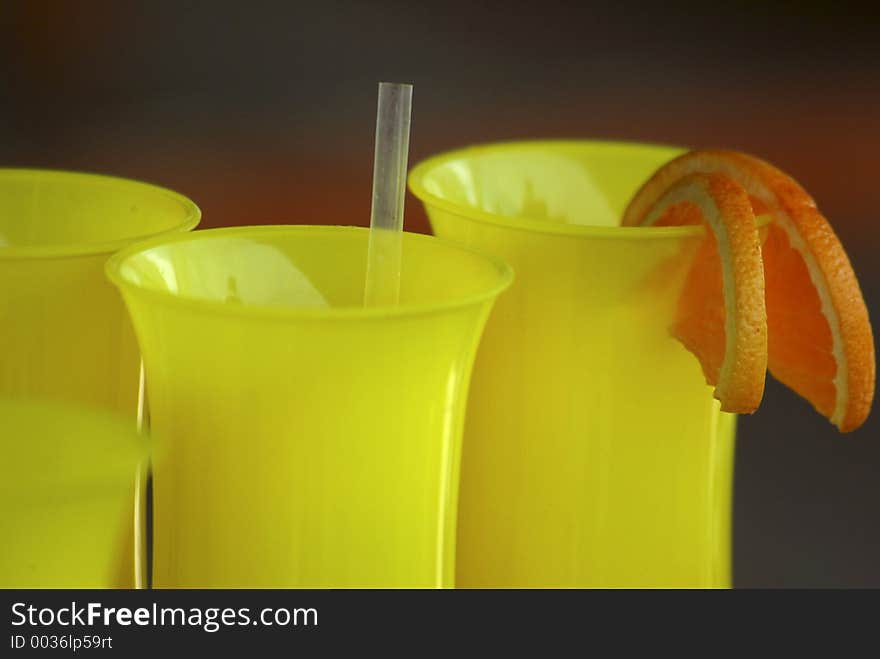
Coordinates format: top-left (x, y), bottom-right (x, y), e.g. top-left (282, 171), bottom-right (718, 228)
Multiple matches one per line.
top-left (106, 225), bottom-right (512, 588)
top-left (410, 140), bottom-right (739, 588)
top-left (0, 169), bottom-right (200, 413)
top-left (0, 169), bottom-right (199, 588)
top-left (0, 399), bottom-right (147, 588)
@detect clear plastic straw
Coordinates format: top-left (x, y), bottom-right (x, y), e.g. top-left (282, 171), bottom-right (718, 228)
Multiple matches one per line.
top-left (364, 82), bottom-right (413, 306)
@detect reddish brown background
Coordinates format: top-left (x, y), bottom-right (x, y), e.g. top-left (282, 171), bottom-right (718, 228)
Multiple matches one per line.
top-left (2, 0), bottom-right (878, 587)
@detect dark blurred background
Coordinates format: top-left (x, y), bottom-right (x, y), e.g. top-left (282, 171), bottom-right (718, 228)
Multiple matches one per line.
top-left (1, 0), bottom-right (877, 587)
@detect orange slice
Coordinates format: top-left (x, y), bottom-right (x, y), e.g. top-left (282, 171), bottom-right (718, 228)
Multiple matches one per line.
top-left (642, 172), bottom-right (767, 414)
top-left (625, 150), bottom-right (875, 432)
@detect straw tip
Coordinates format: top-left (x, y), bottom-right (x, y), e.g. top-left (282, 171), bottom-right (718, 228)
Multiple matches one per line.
top-left (379, 81), bottom-right (414, 90)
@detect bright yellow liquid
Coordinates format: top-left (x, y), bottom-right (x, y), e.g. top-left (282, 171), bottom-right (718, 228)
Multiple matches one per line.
top-left (411, 141), bottom-right (736, 587)
top-left (109, 226), bottom-right (511, 588)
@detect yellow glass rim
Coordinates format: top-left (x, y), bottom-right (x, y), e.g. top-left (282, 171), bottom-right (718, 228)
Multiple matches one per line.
top-left (408, 138), bottom-right (771, 240)
top-left (105, 225), bottom-right (515, 322)
top-left (0, 168), bottom-right (201, 260)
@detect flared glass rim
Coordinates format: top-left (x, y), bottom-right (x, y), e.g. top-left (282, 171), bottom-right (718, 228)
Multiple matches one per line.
top-left (105, 225), bottom-right (514, 321)
top-left (409, 139), bottom-right (723, 240)
top-left (0, 168), bottom-right (201, 260)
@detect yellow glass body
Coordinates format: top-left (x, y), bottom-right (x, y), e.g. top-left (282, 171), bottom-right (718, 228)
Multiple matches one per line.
top-left (108, 226), bottom-right (511, 588)
top-left (410, 141), bottom-right (736, 587)
top-left (0, 169), bottom-right (198, 587)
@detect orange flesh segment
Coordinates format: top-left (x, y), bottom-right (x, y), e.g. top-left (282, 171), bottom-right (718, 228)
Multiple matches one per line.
top-left (654, 203), bottom-right (725, 384)
top-left (674, 226), bottom-right (726, 385)
top-left (762, 223), bottom-right (837, 418)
